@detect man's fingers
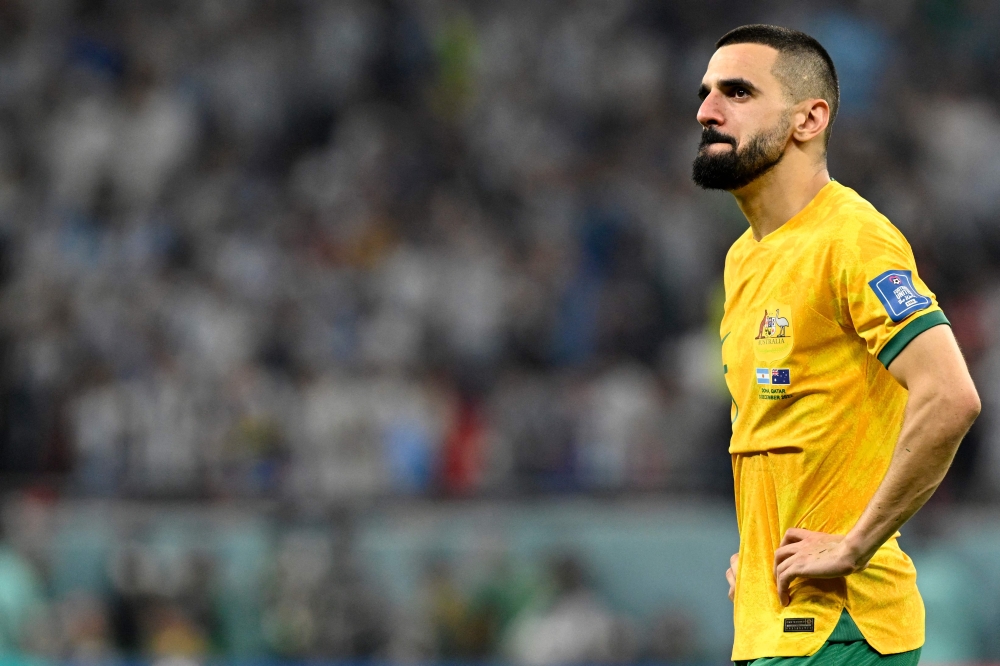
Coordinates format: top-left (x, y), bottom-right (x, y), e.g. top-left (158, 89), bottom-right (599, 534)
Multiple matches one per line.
top-left (727, 553), bottom-right (740, 603)
top-left (779, 528), bottom-right (810, 547)
top-left (774, 542), bottom-right (799, 567)
top-left (776, 560), bottom-right (798, 606)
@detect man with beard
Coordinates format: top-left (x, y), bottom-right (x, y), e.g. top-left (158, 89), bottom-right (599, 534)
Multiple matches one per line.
top-left (699, 25), bottom-right (981, 666)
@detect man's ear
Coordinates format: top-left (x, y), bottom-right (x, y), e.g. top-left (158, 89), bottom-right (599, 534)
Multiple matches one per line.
top-left (791, 99), bottom-right (830, 144)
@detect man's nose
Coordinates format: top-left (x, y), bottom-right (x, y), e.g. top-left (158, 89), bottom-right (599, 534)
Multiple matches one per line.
top-left (697, 90), bottom-right (725, 128)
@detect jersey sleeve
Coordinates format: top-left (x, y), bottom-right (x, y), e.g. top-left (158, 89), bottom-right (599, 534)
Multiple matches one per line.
top-left (839, 216), bottom-right (950, 368)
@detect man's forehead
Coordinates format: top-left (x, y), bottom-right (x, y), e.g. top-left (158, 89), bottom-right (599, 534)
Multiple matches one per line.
top-left (702, 43), bottom-right (781, 88)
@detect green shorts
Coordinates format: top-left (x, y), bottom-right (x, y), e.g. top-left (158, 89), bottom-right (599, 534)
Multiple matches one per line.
top-left (736, 611), bottom-right (921, 666)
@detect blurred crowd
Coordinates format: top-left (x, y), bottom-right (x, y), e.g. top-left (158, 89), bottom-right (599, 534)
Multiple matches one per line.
top-left (1, 0), bottom-right (1000, 660)
top-left (0, 0), bottom-right (750, 503)
top-left (2, 0), bottom-right (999, 503)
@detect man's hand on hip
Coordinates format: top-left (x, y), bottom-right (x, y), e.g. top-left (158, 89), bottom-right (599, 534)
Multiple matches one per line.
top-left (773, 528), bottom-right (867, 606)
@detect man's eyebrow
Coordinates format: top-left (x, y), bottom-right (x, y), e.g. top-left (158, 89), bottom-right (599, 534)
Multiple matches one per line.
top-left (717, 77), bottom-right (759, 94)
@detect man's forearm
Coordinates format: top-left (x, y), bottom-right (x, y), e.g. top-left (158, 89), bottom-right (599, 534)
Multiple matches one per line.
top-left (772, 326), bottom-right (979, 605)
top-left (843, 383), bottom-right (979, 567)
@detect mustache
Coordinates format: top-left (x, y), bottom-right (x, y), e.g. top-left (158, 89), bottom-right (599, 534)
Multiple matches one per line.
top-left (699, 127), bottom-right (738, 149)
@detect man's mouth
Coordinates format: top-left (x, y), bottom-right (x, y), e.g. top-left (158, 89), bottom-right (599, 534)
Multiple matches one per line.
top-left (700, 128), bottom-right (738, 150)
top-left (700, 140), bottom-right (735, 153)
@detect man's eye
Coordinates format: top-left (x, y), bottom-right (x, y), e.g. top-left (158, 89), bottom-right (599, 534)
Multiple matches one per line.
top-left (734, 88), bottom-right (749, 98)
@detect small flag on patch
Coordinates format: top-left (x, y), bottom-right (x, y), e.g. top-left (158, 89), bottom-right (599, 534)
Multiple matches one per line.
top-left (756, 368), bottom-right (770, 384)
top-left (771, 369), bottom-right (790, 385)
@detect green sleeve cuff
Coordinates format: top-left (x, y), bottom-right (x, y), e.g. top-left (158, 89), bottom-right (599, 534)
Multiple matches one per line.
top-left (877, 310), bottom-right (951, 368)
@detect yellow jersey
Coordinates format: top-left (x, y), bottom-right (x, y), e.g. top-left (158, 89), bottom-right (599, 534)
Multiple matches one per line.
top-left (720, 181), bottom-right (948, 660)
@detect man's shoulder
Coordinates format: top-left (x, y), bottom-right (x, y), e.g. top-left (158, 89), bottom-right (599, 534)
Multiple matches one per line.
top-left (819, 182), bottom-right (910, 251)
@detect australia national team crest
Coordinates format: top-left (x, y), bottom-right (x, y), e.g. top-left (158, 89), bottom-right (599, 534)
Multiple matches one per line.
top-left (753, 304), bottom-right (793, 362)
top-left (868, 269), bottom-right (931, 322)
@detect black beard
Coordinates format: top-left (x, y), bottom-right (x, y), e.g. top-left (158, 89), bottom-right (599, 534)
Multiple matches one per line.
top-left (691, 123), bottom-right (788, 191)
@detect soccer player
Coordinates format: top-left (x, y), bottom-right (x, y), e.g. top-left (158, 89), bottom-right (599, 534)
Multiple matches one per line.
top-left (693, 25), bottom-right (981, 666)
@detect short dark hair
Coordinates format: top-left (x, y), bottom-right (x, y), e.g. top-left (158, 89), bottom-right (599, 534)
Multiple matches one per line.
top-left (716, 24), bottom-right (840, 144)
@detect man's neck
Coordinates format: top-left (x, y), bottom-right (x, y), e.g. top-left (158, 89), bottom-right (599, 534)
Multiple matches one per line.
top-left (732, 156), bottom-right (832, 241)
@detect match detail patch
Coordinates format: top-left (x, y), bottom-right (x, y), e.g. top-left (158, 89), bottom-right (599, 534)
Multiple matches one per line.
top-left (783, 618), bottom-right (815, 633)
top-left (868, 270), bottom-right (931, 323)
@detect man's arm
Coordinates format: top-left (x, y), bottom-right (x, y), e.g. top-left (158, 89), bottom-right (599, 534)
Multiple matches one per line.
top-left (773, 324), bottom-right (980, 606)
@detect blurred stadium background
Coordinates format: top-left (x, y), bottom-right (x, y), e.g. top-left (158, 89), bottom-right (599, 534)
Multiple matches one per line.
top-left (0, 0), bottom-right (999, 664)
